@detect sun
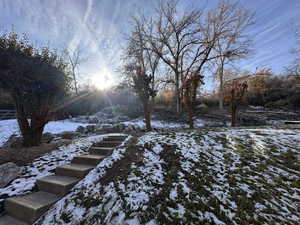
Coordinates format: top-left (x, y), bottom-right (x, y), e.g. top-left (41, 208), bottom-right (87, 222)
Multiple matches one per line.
top-left (90, 70), bottom-right (115, 90)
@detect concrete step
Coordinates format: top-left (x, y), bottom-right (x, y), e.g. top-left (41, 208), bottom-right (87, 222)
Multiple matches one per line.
top-left (93, 141), bottom-right (121, 148)
top-left (72, 154), bottom-right (105, 166)
top-left (37, 175), bottom-right (80, 196)
top-left (56, 164), bottom-right (94, 178)
top-left (0, 215), bottom-right (28, 225)
top-left (89, 147), bottom-right (113, 156)
top-left (5, 191), bottom-right (60, 224)
top-left (285, 121), bottom-right (300, 124)
top-left (104, 136), bottom-right (126, 142)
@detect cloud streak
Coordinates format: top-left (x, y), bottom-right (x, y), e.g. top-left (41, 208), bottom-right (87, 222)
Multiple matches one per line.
top-left (0, 0), bottom-right (299, 89)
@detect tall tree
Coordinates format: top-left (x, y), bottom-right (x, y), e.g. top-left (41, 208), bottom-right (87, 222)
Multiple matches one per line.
top-left (224, 79), bottom-right (248, 126)
top-left (122, 19), bottom-right (160, 131)
top-left (123, 65), bottom-right (156, 131)
top-left (182, 72), bottom-right (203, 128)
top-left (212, 0), bottom-right (253, 110)
top-left (143, 0), bottom-right (204, 113)
top-left (65, 46), bottom-right (88, 95)
top-left (142, 0), bottom-right (254, 115)
top-left (0, 32), bottom-right (70, 146)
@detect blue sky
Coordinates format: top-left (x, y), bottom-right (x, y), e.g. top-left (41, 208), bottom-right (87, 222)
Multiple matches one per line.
top-left (0, 0), bottom-right (299, 90)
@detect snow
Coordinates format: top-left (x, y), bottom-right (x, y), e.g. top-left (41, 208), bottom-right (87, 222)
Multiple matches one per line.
top-left (122, 119), bottom-right (187, 130)
top-left (36, 127), bottom-right (300, 225)
top-left (0, 119), bottom-right (93, 146)
top-left (0, 134), bottom-right (108, 203)
top-left (39, 135), bottom-right (132, 225)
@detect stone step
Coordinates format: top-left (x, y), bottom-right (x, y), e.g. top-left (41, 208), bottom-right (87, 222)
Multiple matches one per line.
top-left (56, 164), bottom-right (94, 178)
top-left (5, 191), bottom-right (60, 224)
top-left (0, 215), bottom-right (28, 225)
top-left (93, 141), bottom-right (121, 148)
top-left (285, 121), bottom-right (300, 124)
top-left (89, 147), bottom-right (114, 156)
top-left (36, 175), bottom-right (80, 196)
top-left (72, 154), bottom-right (105, 166)
top-left (104, 136), bottom-right (126, 142)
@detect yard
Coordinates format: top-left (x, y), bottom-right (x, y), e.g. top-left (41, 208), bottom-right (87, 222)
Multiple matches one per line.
top-left (39, 127), bottom-right (300, 225)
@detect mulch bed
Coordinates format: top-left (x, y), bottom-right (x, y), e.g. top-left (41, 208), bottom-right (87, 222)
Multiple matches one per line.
top-left (0, 139), bottom-right (72, 166)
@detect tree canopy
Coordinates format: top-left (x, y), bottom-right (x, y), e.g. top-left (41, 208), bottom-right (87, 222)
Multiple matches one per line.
top-left (0, 32), bottom-right (71, 146)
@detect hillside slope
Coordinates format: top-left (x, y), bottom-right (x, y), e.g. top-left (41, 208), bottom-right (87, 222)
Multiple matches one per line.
top-left (40, 127), bottom-right (300, 225)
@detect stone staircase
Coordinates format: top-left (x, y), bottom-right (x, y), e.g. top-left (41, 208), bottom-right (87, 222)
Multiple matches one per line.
top-left (0, 135), bottom-right (127, 225)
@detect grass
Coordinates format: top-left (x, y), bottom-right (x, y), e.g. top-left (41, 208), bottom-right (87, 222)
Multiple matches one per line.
top-left (42, 127), bottom-right (300, 225)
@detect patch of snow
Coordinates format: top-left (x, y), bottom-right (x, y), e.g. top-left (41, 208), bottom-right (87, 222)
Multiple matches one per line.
top-left (0, 119), bottom-right (94, 147)
top-left (39, 135), bottom-right (132, 225)
top-left (0, 135), bottom-right (106, 202)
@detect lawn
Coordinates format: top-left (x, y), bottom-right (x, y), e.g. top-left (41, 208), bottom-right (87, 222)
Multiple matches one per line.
top-left (40, 127), bottom-right (300, 225)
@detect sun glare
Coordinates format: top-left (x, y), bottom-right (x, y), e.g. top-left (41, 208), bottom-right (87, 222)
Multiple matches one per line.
top-left (90, 72), bottom-right (114, 90)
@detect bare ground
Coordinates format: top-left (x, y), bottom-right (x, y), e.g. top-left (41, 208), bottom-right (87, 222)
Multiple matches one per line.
top-left (0, 139), bottom-right (72, 166)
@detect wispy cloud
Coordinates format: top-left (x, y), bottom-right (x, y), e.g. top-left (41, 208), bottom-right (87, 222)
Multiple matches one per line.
top-left (0, 0), bottom-right (299, 88)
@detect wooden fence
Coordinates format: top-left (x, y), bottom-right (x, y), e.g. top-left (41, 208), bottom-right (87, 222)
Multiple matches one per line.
top-left (0, 109), bottom-right (16, 120)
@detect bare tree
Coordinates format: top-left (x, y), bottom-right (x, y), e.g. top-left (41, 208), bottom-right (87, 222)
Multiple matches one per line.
top-left (143, 0), bottom-right (205, 113)
top-left (224, 79), bottom-right (248, 127)
top-left (289, 25), bottom-right (300, 75)
top-left (140, 0), bottom-right (253, 117)
top-left (65, 46), bottom-right (88, 95)
top-left (121, 18), bottom-right (160, 131)
top-left (182, 72), bottom-right (203, 128)
top-left (212, 1), bottom-right (253, 110)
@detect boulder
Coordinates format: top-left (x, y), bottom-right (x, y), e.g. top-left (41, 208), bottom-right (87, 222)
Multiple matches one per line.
top-left (59, 131), bottom-right (80, 139)
top-left (86, 125), bottom-right (96, 133)
top-left (0, 162), bottom-right (22, 188)
top-left (100, 124), bottom-right (113, 130)
top-left (76, 126), bottom-right (85, 133)
top-left (88, 116), bottom-right (99, 123)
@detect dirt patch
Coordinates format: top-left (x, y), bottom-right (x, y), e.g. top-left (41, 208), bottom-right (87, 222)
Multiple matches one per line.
top-left (98, 135), bottom-right (144, 186)
top-left (0, 139), bottom-right (72, 166)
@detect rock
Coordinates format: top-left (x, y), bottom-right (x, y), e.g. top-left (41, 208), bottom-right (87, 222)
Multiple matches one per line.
top-left (100, 124), bottom-right (113, 130)
top-left (41, 132), bottom-right (55, 143)
top-left (76, 126), bottom-right (85, 133)
top-left (3, 134), bottom-right (23, 148)
top-left (58, 131), bottom-right (80, 139)
top-left (88, 116), bottom-right (99, 123)
top-left (95, 124), bottom-right (114, 133)
top-left (0, 162), bottom-right (22, 188)
top-left (116, 123), bottom-right (126, 132)
top-left (86, 125), bottom-right (96, 133)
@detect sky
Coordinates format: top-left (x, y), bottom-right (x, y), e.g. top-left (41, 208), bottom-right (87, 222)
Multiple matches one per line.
top-left (0, 0), bottom-right (299, 90)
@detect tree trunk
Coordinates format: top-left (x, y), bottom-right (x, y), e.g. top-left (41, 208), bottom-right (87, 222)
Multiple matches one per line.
top-left (143, 100), bottom-right (152, 131)
top-left (191, 80), bottom-right (199, 113)
top-left (219, 66), bottom-right (224, 111)
top-left (231, 104), bottom-right (237, 127)
top-left (15, 101), bottom-right (45, 147)
top-left (175, 72), bottom-right (180, 114)
top-left (187, 102), bottom-right (194, 129)
top-left (72, 68), bottom-right (78, 95)
top-left (22, 127), bottom-right (44, 147)
top-left (17, 115), bottom-right (45, 147)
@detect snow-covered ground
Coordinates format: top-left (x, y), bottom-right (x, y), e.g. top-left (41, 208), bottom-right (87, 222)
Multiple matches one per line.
top-left (121, 119), bottom-right (206, 130)
top-left (0, 135), bottom-right (110, 206)
top-left (0, 119), bottom-right (92, 147)
top-left (121, 119), bottom-right (187, 130)
top-left (39, 127), bottom-right (300, 225)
